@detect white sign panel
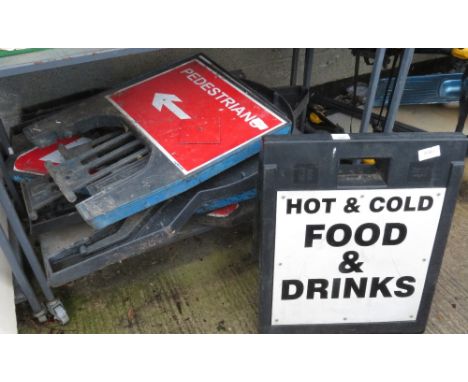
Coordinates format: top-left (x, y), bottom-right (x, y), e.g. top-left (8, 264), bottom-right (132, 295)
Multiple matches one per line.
top-left (271, 188), bottom-right (446, 326)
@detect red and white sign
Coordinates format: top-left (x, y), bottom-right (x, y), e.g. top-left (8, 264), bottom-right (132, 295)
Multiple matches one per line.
top-left (107, 57), bottom-right (288, 174)
top-left (207, 203), bottom-right (239, 218)
top-left (14, 136), bottom-right (89, 175)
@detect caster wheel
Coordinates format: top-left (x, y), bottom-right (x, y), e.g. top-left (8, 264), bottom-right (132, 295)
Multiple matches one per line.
top-left (47, 300), bottom-right (70, 325)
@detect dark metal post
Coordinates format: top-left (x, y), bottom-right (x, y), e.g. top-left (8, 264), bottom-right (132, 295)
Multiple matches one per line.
top-left (303, 48), bottom-right (314, 88)
top-left (359, 48), bottom-right (386, 133)
top-left (0, 119), bottom-right (13, 157)
top-left (0, 117), bottom-right (23, 214)
top-left (0, 181), bottom-right (54, 300)
top-left (8, 224), bottom-right (26, 303)
top-left (0, 225), bottom-right (47, 321)
top-left (383, 48), bottom-right (415, 133)
top-left (455, 66), bottom-right (468, 133)
top-left (290, 48), bottom-right (300, 86)
top-left (0, 155), bottom-right (25, 215)
top-left (0, 180), bottom-right (69, 323)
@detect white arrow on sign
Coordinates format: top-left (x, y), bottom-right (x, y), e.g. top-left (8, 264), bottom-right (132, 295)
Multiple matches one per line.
top-left (152, 93), bottom-right (191, 120)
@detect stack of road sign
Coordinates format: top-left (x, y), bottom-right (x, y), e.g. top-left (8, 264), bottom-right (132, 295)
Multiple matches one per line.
top-left (15, 55), bottom-right (291, 229)
top-left (8, 54), bottom-right (294, 287)
top-left (259, 132), bottom-right (466, 333)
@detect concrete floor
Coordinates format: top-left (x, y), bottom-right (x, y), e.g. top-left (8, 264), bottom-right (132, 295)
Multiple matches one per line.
top-left (426, 163), bottom-right (468, 333)
top-left (17, 225), bottom-right (258, 333)
top-left (14, 103), bottom-right (468, 334)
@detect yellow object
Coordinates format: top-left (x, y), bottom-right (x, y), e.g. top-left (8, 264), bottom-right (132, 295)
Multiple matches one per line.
top-left (309, 112), bottom-right (322, 124)
top-left (451, 48), bottom-right (468, 60)
top-left (362, 158), bottom-right (376, 165)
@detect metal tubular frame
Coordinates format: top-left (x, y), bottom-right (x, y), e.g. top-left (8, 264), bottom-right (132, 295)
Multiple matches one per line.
top-left (0, 182), bottom-right (54, 301)
top-left (290, 48), bottom-right (300, 86)
top-left (289, 48), bottom-right (314, 131)
top-left (0, 120), bottom-right (69, 324)
top-left (383, 48), bottom-right (415, 133)
top-left (303, 48), bottom-right (314, 88)
top-left (0, 119), bottom-right (13, 156)
top-left (359, 48), bottom-right (386, 133)
top-left (0, 181), bottom-right (69, 323)
top-left (0, 225), bottom-right (47, 321)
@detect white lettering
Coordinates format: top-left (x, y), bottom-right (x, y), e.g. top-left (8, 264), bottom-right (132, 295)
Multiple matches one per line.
top-left (180, 67), bottom-right (269, 130)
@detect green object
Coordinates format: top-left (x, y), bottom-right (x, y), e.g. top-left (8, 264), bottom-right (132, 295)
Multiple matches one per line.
top-left (0, 48), bottom-right (48, 58)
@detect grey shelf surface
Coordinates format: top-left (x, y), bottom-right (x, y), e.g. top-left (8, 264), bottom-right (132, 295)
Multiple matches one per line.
top-left (0, 48), bottom-right (159, 78)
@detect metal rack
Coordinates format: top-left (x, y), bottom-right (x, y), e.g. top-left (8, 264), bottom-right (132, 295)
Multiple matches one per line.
top-left (0, 120), bottom-right (68, 323)
top-left (0, 48), bottom-right (456, 325)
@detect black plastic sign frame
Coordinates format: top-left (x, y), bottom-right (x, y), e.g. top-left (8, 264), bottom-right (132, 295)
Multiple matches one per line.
top-left (258, 132), bottom-right (466, 333)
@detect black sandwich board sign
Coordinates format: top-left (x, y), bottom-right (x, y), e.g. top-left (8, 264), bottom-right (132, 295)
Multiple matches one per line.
top-left (258, 132), bottom-right (467, 333)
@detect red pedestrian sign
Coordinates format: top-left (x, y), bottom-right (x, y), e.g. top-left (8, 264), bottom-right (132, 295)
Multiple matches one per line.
top-left (14, 136), bottom-right (89, 176)
top-left (107, 56), bottom-right (289, 174)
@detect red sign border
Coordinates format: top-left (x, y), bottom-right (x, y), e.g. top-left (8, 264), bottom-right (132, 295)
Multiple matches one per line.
top-left (106, 56), bottom-right (289, 175)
